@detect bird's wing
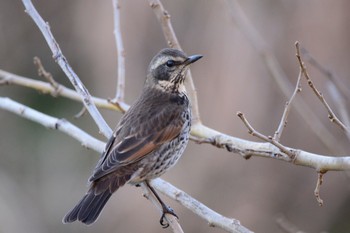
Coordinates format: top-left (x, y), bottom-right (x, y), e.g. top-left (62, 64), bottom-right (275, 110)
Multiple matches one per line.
top-left (89, 104), bottom-right (186, 182)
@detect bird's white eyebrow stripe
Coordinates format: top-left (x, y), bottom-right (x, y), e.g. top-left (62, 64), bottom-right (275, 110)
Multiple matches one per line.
top-left (150, 57), bottom-right (168, 71)
top-left (150, 56), bottom-right (183, 70)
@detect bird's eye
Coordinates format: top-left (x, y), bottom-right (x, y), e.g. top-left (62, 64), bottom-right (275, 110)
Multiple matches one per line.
top-left (166, 60), bottom-right (175, 68)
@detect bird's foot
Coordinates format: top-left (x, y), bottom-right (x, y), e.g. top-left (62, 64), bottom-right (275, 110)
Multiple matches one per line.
top-left (159, 205), bottom-right (178, 228)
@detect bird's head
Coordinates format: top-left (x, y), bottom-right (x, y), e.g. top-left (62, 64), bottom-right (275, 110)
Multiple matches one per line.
top-left (146, 48), bottom-right (202, 93)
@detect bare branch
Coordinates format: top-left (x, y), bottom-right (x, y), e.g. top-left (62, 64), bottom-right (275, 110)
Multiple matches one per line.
top-left (191, 123), bottom-right (350, 172)
top-left (295, 41), bottom-right (349, 133)
top-left (74, 106), bottom-right (87, 119)
top-left (0, 97), bottom-right (105, 152)
top-left (148, 0), bottom-right (201, 125)
top-left (274, 69), bottom-right (302, 141)
top-left (237, 112), bottom-right (296, 159)
top-left (110, 0), bottom-right (126, 104)
top-left (314, 172), bottom-right (325, 206)
top-left (33, 56), bottom-right (60, 96)
top-left (22, 0), bottom-right (112, 138)
top-left (226, 0), bottom-right (345, 153)
top-left (0, 69), bottom-right (129, 112)
top-left (151, 179), bottom-right (254, 233)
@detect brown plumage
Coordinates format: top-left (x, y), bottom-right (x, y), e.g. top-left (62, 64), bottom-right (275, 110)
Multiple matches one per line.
top-left (63, 48), bottom-right (202, 226)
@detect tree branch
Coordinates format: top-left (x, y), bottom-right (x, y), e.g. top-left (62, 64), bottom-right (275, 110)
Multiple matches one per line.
top-left (0, 97), bottom-right (105, 152)
top-left (151, 179), bottom-right (254, 233)
top-left (110, 0), bottom-right (126, 109)
top-left (273, 69), bottom-right (302, 141)
top-left (22, 0), bottom-right (112, 138)
top-left (0, 69), bottom-right (127, 112)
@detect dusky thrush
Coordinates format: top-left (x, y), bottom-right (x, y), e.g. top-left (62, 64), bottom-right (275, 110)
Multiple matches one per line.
top-left (63, 48), bottom-right (202, 227)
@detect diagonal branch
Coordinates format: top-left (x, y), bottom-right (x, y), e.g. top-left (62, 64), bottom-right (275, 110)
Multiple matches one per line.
top-left (33, 56), bottom-right (60, 94)
top-left (151, 179), bottom-right (254, 233)
top-left (295, 42), bottom-right (349, 133)
top-left (273, 69), bottom-right (302, 141)
top-left (22, 0), bottom-right (112, 138)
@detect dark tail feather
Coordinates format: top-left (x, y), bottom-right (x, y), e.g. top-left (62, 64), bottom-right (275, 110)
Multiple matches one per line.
top-left (63, 173), bottom-right (132, 225)
top-left (62, 189), bottom-right (112, 225)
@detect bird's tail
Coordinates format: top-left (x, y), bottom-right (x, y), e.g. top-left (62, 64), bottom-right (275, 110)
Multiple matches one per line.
top-left (62, 187), bottom-right (113, 225)
top-left (63, 173), bottom-right (132, 225)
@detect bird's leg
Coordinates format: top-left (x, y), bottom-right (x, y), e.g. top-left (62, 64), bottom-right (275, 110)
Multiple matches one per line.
top-left (145, 181), bottom-right (178, 228)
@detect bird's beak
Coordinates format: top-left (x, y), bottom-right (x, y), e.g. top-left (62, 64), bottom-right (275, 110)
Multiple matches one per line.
top-left (184, 54), bottom-right (203, 65)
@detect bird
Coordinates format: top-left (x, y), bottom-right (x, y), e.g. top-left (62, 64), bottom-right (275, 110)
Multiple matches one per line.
top-left (62, 48), bottom-right (202, 227)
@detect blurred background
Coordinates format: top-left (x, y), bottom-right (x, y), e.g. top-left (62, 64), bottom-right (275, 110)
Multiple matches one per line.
top-left (1, 0), bottom-right (350, 232)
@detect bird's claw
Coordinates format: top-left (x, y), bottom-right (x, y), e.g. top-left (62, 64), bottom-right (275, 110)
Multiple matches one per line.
top-left (159, 205), bottom-right (178, 228)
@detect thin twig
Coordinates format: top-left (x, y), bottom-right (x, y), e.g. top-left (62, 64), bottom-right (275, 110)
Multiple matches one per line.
top-left (74, 106), bottom-right (87, 119)
top-left (22, 0), bottom-right (112, 138)
top-left (237, 112), bottom-right (296, 159)
top-left (33, 56), bottom-right (61, 97)
top-left (148, 0), bottom-right (201, 125)
top-left (302, 47), bottom-right (350, 141)
top-left (226, 0), bottom-right (345, 153)
top-left (274, 69), bottom-right (302, 141)
top-left (111, 0), bottom-right (126, 104)
top-left (314, 172), bottom-right (325, 206)
top-left (295, 41), bottom-right (349, 133)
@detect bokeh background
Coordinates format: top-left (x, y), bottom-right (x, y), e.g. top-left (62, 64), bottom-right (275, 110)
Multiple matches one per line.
top-left (1, 0), bottom-right (350, 232)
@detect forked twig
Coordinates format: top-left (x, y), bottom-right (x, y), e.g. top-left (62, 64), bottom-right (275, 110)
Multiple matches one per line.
top-left (237, 112), bottom-right (296, 159)
top-left (226, 0), bottom-right (345, 153)
top-left (22, 0), bottom-right (112, 138)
